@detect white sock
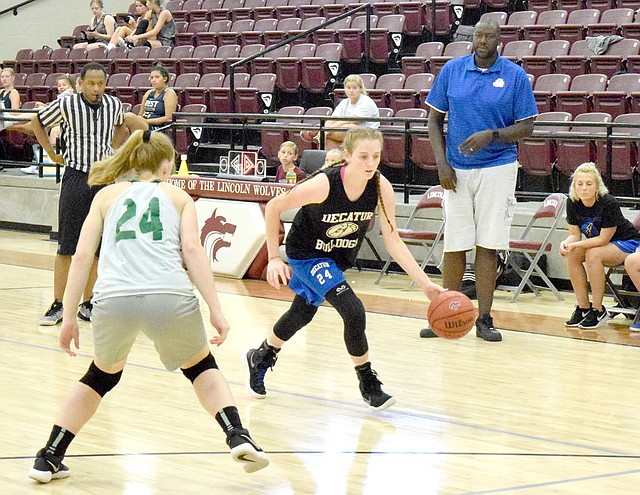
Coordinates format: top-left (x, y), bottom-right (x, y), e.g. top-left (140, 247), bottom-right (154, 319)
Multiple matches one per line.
top-left (266, 336), bottom-right (281, 350)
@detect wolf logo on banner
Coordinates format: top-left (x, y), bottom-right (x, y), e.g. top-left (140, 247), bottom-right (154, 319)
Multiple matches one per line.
top-left (201, 209), bottom-right (237, 263)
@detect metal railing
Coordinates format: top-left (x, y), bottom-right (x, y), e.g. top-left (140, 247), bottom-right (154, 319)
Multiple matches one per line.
top-left (170, 110), bottom-right (640, 206)
top-left (228, 3), bottom-right (375, 112)
top-left (0, 0), bottom-right (39, 17)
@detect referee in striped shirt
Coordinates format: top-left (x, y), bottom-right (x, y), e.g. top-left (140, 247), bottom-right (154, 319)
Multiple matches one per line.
top-left (33, 62), bottom-right (126, 326)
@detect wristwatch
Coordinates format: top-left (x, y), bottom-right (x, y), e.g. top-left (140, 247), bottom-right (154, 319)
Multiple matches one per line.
top-left (492, 130), bottom-right (500, 142)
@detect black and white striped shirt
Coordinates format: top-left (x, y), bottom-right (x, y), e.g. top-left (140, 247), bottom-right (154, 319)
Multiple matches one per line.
top-left (38, 93), bottom-right (124, 173)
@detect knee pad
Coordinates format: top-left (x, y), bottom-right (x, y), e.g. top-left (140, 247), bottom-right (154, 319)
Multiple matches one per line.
top-left (181, 353), bottom-right (218, 383)
top-left (325, 283), bottom-right (368, 356)
top-left (79, 361), bottom-right (122, 397)
top-left (273, 295), bottom-right (318, 341)
top-left (134, 19), bottom-right (149, 35)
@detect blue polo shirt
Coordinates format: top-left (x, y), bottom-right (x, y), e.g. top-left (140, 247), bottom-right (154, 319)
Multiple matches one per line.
top-left (426, 54), bottom-right (538, 170)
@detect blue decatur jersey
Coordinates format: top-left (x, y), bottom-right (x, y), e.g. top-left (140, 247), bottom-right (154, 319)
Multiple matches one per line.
top-left (286, 166), bottom-right (378, 271)
top-left (93, 182), bottom-right (193, 301)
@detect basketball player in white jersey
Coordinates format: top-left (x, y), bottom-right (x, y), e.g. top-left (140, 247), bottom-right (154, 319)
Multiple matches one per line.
top-left (28, 130), bottom-right (268, 483)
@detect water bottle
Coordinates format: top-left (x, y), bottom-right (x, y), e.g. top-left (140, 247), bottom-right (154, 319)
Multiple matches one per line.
top-left (285, 170), bottom-right (297, 184)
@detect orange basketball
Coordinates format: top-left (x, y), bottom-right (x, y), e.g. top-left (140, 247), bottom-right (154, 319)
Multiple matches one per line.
top-left (427, 291), bottom-right (476, 339)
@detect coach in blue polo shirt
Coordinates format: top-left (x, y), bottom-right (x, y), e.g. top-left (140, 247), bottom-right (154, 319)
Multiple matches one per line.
top-left (420, 19), bottom-right (538, 342)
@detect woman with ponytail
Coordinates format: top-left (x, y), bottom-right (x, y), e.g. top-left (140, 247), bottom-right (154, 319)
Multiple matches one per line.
top-left (244, 127), bottom-right (445, 412)
top-left (28, 130), bottom-right (269, 484)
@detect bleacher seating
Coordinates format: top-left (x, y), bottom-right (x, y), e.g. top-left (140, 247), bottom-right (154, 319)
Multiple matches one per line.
top-left (533, 73), bottom-right (572, 113)
top-left (555, 73), bottom-right (608, 117)
top-left (368, 73), bottom-right (405, 108)
top-left (500, 11), bottom-right (538, 45)
top-left (595, 113), bottom-right (640, 184)
top-left (522, 9), bottom-right (568, 44)
top-left (555, 112), bottom-right (613, 178)
top-left (521, 40), bottom-right (570, 82)
top-left (388, 72), bottom-right (434, 114)
top-left (519, 111), bottom-right (573, 190)
top-left (5, 0), bottom-right (640, 193)
top-left (260, 105), bottom-right (305, 164)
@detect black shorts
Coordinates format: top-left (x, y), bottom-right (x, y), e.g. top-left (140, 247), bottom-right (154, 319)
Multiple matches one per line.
top-left (57, 167), bottom-right (102, 256)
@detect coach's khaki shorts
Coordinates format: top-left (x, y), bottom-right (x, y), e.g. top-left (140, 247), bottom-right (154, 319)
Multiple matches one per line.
top-left (443, 161), bottom-right (518, 252)
top-left (92, 294), bottom-right (207, 371)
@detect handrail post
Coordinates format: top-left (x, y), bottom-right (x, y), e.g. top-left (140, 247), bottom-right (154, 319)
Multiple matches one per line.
top-left (365, 4), bottom-right (372, 74)
top-left (404, 121), bottom-right (411, 203)
top-left (430, 0), bottom-right (437, 42)
top-left (606, 121), bottom-right (612, 186)
top-left (229, 65), bottom-right (235, 114)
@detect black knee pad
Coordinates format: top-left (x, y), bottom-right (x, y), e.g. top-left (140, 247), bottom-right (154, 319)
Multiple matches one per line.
top-left (134, 19), bottom-right (149, 36)
top-left (181, 353), bottom-right (218, 383)
top-left (273, 295), bottom-right (318, 341)
top-left (325, 283), bottom-right (368, 357)
top-left (79, 361), bottom-right (122, 397)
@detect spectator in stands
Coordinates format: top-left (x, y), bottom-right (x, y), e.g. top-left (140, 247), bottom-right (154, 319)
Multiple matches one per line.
top-left (106, 0), bottom-right (150, 50)
top-left (0, 68), bottom-right (23, 160)
top-left (0, 68), bottom-right (21, 113)
top-left (243, 127), bottom-right (445, 411)
top-left (73, 0), bottom-right (117, 52)
top-left (274, 141), bottom-right (306, 183)
top-left (125, 0), bottom-right (177, 48)
top-left (34, 63), bottom-right (126, 327)
top-left (301, 74), bottom-right (379, 151)
top-left (123, 65), bottom-right (178, 133)
top-left (323, 147), bottom-right (344, 169)
top-left (419, 19), bottom-right (537, 342)
top-left (560, 162), bottom-right (640, 330)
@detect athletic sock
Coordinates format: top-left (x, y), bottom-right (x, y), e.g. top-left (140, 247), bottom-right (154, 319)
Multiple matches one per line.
top-left (215, 406), bottom-right (243, 434)
top-left (265, 336), bottom-right (281, 350)
top-left (44, 425), bottom-right (75, 457)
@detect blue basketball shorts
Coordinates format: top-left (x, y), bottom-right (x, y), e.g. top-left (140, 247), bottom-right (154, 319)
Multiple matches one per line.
top-left (612, 239), bottom-right (640, 254)
top-left (287, 257), bottom-right (346, 307)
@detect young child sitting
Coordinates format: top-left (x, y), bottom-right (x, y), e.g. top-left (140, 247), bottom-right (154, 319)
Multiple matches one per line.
top-left (274, 141), bottom-right (306, 184)
top-left (322, 147), bottom-right (344, 169)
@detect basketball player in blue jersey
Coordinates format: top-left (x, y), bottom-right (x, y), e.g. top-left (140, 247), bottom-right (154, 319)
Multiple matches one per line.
top-left (28, 130), bottom-right (268, 484)
top-left (244, 127), bottom-right (446, 411)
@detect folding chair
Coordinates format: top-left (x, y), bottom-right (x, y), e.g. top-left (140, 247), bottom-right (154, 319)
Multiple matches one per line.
top-left (375, 185), bottom-right (445, 285)
top-left (501, 193), bottom-right (567, 302)
top-left (355, 215), bottom-right (383, 272)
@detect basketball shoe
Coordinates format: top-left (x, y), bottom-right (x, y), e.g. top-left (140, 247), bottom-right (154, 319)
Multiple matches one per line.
top-left (355, 362), bottom-right (396, 411)
top-left (419, 327), bottom-right (438, 338)
top-left (244, 340), bottom-right (279, 398)
top-left (565, 305), bottom-right (591, 327)
top-left (578, 308), bottom-right (610, 329)
top-left (40, 301), bottom-right (63, 326)
top-left (28, 449), bottom-right (70, 483)
top-left (77, 300), bottom-right (93, 322)
top-left (475, 314), bottom-right (502, 342)
top-left (227, 428), bottom-right (269, 473)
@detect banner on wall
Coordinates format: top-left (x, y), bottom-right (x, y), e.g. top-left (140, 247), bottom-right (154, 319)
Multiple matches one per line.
top-left (195, 198), bottom-right (267, 279)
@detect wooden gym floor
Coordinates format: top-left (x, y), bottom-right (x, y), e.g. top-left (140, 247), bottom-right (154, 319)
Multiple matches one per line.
top-left (2, 229), bottom-right (640, 494)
